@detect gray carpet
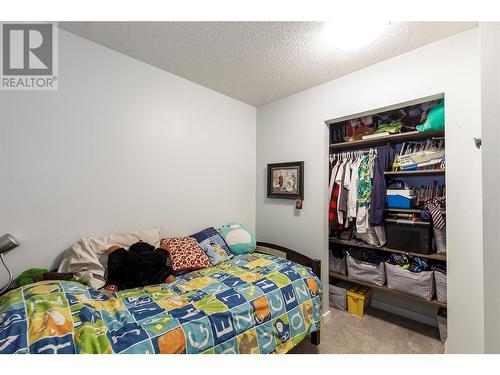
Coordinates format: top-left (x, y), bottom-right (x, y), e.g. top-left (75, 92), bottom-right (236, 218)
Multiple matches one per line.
top-left (291, 307), bottom-right (444, 354)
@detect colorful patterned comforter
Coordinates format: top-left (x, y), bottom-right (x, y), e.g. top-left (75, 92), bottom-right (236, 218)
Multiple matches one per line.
top-left (0, 253), bottom-right (322, 354)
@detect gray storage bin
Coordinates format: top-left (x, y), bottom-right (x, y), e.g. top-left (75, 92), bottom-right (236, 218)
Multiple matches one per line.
top-left (434, 226), bottom-right (446, 254)
top-left (434, 270), bottom-right (447, 303)
top-left (436, 308), bottom-right (447, 343)
top-left (346, 254), bottom-right (386, 286)
top-left (328, 281), bottom-right (352, 310)
top-left (329, 253), bottom-right (347, 275)
top-left (385, 262), bottom-right (435, 300)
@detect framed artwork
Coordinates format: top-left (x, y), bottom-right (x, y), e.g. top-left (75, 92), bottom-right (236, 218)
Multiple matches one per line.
top-left (267, 161), bottom-right (304, 199)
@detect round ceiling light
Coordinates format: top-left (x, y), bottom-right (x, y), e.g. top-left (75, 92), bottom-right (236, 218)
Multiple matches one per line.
top-left (320, 21), bottom-right (391, 50)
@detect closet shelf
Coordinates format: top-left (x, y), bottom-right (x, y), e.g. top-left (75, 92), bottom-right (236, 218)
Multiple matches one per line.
top-left (329, 237), bottom-right (447, 261)
top-left (384, 169), bottom-right (445, 176)
top-left (330, 271), bottom-right (447, 308)
top-left (329, 130), bottom-right (444, 151)
top-left (385, 208), bottom-right (446, 215)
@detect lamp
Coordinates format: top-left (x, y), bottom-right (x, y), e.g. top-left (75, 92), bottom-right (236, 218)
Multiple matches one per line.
top-left (0, 234), bottom-right (20, 293)
top-left (320, 21), bottom-right (391, 50)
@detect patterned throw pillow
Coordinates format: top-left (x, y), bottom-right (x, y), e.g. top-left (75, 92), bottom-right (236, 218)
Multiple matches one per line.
top-left (160, 237), bottom-right (212, 272)
top-left (190, 227), bottom-right (233, 265)
top-left (217, 223), bottom-right (256, 255)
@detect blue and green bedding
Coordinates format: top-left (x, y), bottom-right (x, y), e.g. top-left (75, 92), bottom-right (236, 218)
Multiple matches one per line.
top-left (0, 253), bottom-right (322, 354)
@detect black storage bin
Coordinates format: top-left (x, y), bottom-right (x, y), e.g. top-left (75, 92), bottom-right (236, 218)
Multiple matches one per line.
top-left (384, 218), bottom-right (432, 254)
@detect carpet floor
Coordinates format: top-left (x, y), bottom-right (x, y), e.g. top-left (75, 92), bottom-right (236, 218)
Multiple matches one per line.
top-left (291, 307), bottom-right (444, 354)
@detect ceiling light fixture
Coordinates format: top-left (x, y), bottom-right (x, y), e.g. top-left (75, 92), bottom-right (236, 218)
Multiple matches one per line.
top-left (320, 21), bottom-right (391, 50)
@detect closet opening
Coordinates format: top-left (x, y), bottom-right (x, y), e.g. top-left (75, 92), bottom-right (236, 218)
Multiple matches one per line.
top-left (325, 93), bottom-right (447, 353)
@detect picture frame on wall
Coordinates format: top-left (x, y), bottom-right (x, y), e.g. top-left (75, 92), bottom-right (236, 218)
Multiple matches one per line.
top-left (267, 161), bottom-right (304, 199)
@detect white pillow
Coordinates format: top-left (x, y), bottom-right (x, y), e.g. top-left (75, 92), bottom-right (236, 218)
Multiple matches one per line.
top-left (58, 228), bottom-right (160, 289)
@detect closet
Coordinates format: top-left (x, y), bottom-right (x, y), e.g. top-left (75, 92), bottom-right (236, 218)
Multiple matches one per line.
top-left (326, 93), bottom-right (447, 342)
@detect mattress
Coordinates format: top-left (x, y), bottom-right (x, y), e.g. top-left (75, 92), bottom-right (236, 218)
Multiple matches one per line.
top-left (0, 253), bottom-right (322, 354)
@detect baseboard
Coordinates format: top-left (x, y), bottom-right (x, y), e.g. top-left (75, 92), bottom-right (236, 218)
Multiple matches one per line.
top-left (371, 299), bottom-right (438, 327)
top-left (322, 309), bottom-right (332, 323)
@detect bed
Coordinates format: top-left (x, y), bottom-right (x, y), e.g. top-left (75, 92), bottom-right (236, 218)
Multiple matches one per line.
top-left (0, 242), bottom-right (322, 354)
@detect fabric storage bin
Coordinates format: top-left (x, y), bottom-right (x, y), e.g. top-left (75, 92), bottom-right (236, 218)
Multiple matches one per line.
top-left (434, 270), bottom-right (447, 303)
top-left (329, 252), bottom-right (347, 275)
top-left (346, 254), bottom-right (386, 286)
top-left (328, 281), bottom-right (353, 310)
top-left (347, 285), bottom-right (372, 317)
top-left (434, 226), bottom-right (446, 254)
top-left (436, 308), bottom-right (447, 343)
top-left (385, 262), bottom-right (435, 300)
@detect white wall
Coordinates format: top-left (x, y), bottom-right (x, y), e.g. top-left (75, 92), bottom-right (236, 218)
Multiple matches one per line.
top-left (479, 22), bottom-right (500, 354)
top-left (0, 29), bottom-right (256, 286)
top-left (256, 28), bottom-right (484, 353)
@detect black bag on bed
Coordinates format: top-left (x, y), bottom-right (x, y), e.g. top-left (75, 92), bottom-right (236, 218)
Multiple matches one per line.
top-left (107, 241), bottom-right (173, 290)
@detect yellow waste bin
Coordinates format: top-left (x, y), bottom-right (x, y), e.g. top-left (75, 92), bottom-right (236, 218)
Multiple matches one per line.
top-left (347, 285), bottom-right (372, 317)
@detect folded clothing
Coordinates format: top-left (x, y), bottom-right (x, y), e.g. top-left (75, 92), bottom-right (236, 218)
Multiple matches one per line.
top-left (387, 253), bottom-right (429, 273)
top-left (348, 248), bottom-right (388, 265)
top-left (107, 241), bottom-right (173, 290)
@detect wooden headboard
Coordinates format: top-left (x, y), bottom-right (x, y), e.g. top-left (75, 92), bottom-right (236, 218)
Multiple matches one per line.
top-left (256, 241), bottom-right (321, 281)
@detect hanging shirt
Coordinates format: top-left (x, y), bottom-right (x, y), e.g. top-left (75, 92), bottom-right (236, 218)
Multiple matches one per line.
top-left (335, 160), bottom-right (347, 225)
top-left (356, 156), bottom-right (372, 233)
top-left (357, 156), bottom-right (372, 207)
top-left (343, 160), bottom-right (352, 191)
top-left (329, 184), bottom-right (341, 228)
top-left (347, 158), bottom-right (361, 220)
top-left (340, 160), bottom-right (351, 227)
top-left (329, 159), bottom-right (340, 199)
top-left (329, 160), bottom-right (340, 228)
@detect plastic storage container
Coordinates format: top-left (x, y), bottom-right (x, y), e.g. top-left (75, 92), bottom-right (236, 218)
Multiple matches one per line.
top-left (434, 269), bottom-right (447, 304)
top-left (436, 308), bottom-right (447, 343)
top-left (346, 254), bottom-right (386, 286)
top-left (347, 285), bottom-right (372, 317)
top-left (385, 262), bottom-right (435, 300)
top-left (328, 281), bottom-right (353, 310)
top-left (329, 252), bottom-right (347, 275)
top-left (386, 189), bottom-right (416, 209)
top-left (385, 218), bottom-right (433, 254)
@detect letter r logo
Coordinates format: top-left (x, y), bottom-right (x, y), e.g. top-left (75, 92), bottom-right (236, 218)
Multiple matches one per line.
top-left (2, 23), bottom-right (53, 75)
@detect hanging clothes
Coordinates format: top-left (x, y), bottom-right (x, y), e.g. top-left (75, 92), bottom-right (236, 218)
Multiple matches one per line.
top-left (369, 146), bottom-right (395, 226)
top-left (357, 156), bottom-right (372, 206)
top-left (347, 157), bottom-right (361, 220)
top-left (356, 156), bottom-right (372, 233)
top-left (329, 184), bottom-right (340, 228)
top-left (336, 159), bottom-right (347, 226)
top-left (328, 159), bottom-right (340, 228)
top-left (424, 196), bottom-right (446, 229)
top-left (340, 159), bottom-right (351, 227)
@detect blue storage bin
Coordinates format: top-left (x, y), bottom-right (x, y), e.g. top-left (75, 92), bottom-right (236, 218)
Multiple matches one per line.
top-left (386, 194), bottom-right (415, 209)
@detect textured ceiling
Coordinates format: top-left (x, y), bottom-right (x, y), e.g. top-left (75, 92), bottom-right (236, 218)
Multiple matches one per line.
top-left (59, 22), bottom-right (477, 106)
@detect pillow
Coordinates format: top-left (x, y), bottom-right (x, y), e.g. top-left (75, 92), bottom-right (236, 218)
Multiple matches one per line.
top-left (190, 227), bottom-right (233, 265)
top-left (161, 237), bottom-right (212, 272)
top-left (217, 223), bottom-right (256, 255)
top-left (58, 228), bottom-right (160, 289)
top-left (416, 100), bottom-right (444, 132)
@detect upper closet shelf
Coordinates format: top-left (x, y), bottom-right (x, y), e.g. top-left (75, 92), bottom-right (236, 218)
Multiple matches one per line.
top-left (329, 130), bottom-right (444, 151)
top-left (384, 169), bottom-right (445, 177)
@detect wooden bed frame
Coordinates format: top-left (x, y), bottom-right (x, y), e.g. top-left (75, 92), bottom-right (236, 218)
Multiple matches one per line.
top-left (256, 241), bottom-right (321, 346)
